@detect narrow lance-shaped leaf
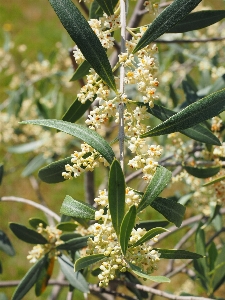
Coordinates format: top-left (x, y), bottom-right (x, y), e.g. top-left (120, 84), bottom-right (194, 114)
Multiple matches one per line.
top-left (57, 236), bottom-right (92, 251)
top-left (38, 157), bottom-right (71, 184)
top-left (141, 89), bottom-right (225, 137)
top-left (95, 0), bottom-right (118, 15)
top-left (60, 195), bottom-right (96, 219)
top-left (62, 99), bottom-right (92, 123)
top-left (21, 120), bottom-right (115, 164)
top-left (120, 206), bottom-right (136, 255)
top-left (167, 10), bottom-right (225, 33)
top-left (155, 249), bottom-right (203, 259)
top-left (9, 223), bottom-right (48, 244)
top-left (124, 272), bottom-right (149, 300)
top-left (56, 222), bottom-right (77, 231)
top-left (151, 197), bottom-right (185, 228)
top-left (35, 257), bottom-right (54, 296)
top-left (49, 0), bottom-right (116, 91)
top-left (137, 166), bottom-right (172, 213)
top-left (12, 256), bottom-right (45, 300)
top-left (183, 164), bottom-right (220, 179)
top-left (58, 255), bottom-right (89, 293)
top-left (212, 244), bottom-right (225, 292)
top-left (108, 159), bottom-right (125, 235)
top-left (135, 220), bottom-right (169, 231)
top-left (21, 154), bottom-right (47, 178)
top-left (75, 254), bottom-right (106, 272)
top-left (70, 60), bottom-right (90, 82)
top-left (129, 262), bottom-right (170, 283)
top-left (7, 140), bottom-right (45, 154)
top-left (133, 0), bottom-right (202, 53)
top-left (139, 102), bottom-right (221, 145)
top-left (0, 230), bottom-right (15, 256)
top-left (203, 175), bottom-right (225, 187)
top-left (29, 218), bottom-right (47, 229)
top-left (132, 227), bottom-right (168, 248)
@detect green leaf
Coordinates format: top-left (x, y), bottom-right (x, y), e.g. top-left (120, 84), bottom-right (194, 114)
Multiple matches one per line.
top-left (167, 10), bottom-right (225, 33)
top-left (7, 140), bottom-right (45, 154)
top-left (141, 103), bottom-right (221, 145)
top-left (124, 272), bottom-right (148, 300)
top-left (169, 84), bottom-right (179, 107)
top-left (35, 256), bottom-right (54, 296)
top-left (62, 99), bottom-right (92, 123)
top-left (129, 262), bottom-right (170, 283)
top-left (141, 89), bottom-right (225, 137)
top-left (95, 0), bottom-right (118, 15)
top-left (137, 166), bottom-right (172, 213)
top-left (135, 220), bottom-right (169, 231)
top-left (58, 255), bottom-right (89, 292)
top-left (49, 0), bottom-right (116, 91)
top-left (12, 256), bottom-right (45, 300)
top-left (57, 236), bottom-right (91, 251)
top-left (108, 159), bottom-right (125, 235)
top-left (74, 254), bottom-right (105, 272)
top-left (151, 197), bottom-right (185, 227)
top-left (132, 227), bottom-right (168, 248)
top-left (156, 248), bottom-right (203, 259)
top-left (56, 222), bottom-right (77, 231)
top-left (193, 225), bottom-right (208, 288)
top-left (38, 157), bottom-right (71, 184)
top-left (120, 206), bottom-right (136, 255)
top-left (203, 175), bottom-right (225, 187)
top-left (21, 154), bottom-right (47, 177)
top-left (183, 164), bottom-right (221, 179)
top-left (0, 164), bottom-right (3, 185)
top-left (212, 244), bottom-right (225, 292)
top-left (60, 233), bottom-right (82, 242)
top-left (28, 218), bottom-right (47, 229)
top-left (21, 120), bottom-right (115, 164)
top-left (60, 195), bottom-right (96, 219)
top-left (0, 230), bottom-right (15, 256)
top-left (70, 60), bottom-right (90, 81)
top-left (208, 242), bottom-right (217, 271)
top-left (90, 0), bottom-right (103, 18)
top-left (133, 0), bottom-right (202, 53)
top-left (9, 223), bottom-right (48, 244)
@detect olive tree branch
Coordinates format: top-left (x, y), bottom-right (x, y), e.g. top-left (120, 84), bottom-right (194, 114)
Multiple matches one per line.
top-left (0, 196), bottom-right (61, 222)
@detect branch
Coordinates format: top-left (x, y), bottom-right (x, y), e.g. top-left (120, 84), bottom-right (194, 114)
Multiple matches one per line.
top-left (150, 207), bottom-right (225, 246)
top-left (125, 282), bottom-right (213, 300)
top-left (1, 196), bottom-right (61, 222)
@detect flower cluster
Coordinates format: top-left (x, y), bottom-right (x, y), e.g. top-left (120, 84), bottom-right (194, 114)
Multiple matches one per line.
top-left (62, 143), bottom-right (109, 179)
top-left (73, 13), bottom-right (120, 65)
top-left (128, 144), bottom-right (163, 181)
top-left (85, 191), bottom-right (161, 287)
top-left (27, 224), bottom-right (64, 263)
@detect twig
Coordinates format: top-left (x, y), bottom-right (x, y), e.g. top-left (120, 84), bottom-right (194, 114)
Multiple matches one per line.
top-left (66, 291), bottom-right (73, 300)
top-left (125, 282), bottom-right (213, 300)
top-left (118, 0), bottom-right (127, 170)
top-left (85, 171), bottom-right (95, 205)
top-left (47, 271), bottom-right (65, 300)
top-left (29, 176), bottom-right (55, 225)
top-left (77, 0), bottom-right (89, 17)
top-left (148, 208), bottom-right (225, 247)
top-left (1, 196), bottom-right (61, 222)
top-left (126, 0), bottom-right (145, 40)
